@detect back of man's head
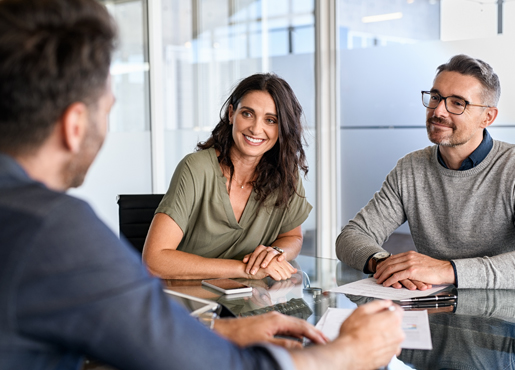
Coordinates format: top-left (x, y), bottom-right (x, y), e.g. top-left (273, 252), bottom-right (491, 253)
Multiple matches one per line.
top-left (0, 0), bottom-right (116, 156)
top-left (436, 54), bottom-right (501, 107)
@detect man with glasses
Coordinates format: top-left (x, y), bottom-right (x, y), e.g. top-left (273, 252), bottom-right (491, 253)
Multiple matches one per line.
top-left (336, 54), bottom-right (515, 290)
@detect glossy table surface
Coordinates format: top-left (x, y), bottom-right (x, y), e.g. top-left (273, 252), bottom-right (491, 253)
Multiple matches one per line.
top-left (163, 255), bottom-right (515, 370)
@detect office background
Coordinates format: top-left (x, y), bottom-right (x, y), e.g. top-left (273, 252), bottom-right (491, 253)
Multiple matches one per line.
top-left (69, 0), bottom-right (515, 258)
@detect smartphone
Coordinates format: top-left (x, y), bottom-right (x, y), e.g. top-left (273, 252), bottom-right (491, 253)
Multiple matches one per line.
top-left (201, 278), bottom-right (253, 295)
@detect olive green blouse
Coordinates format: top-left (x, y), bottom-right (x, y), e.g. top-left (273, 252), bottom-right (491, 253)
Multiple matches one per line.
top-left (156, 148), bottom-right (312, 260)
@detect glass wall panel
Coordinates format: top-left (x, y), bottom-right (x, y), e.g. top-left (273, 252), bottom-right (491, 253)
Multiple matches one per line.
top-left (161, 0), bottom-right (317, 255)
top-left (69, 0), bottom-right (153, 232)
top-left (338, 0), bottom-right (515, 245)
top-left (106, 0), bottom-right (150, 132)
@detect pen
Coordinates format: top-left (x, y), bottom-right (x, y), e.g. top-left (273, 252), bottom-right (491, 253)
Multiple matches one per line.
top-left (397, 293), bottom-right (457, 303)
top-left (400, 301), bottom-right (456, 309)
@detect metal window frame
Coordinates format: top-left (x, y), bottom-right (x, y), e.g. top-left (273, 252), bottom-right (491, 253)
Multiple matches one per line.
top-left (315, 0), bottom-right (340, 258)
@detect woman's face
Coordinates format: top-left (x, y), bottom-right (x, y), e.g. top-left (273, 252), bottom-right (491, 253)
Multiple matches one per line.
top-left (228, 90), bottom-right (279, 163)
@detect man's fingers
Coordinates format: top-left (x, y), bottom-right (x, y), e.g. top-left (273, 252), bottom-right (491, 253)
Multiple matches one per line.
top-left (275, 314), bottom-right (328, 344)
top-left (268, 337), bottom-right (303, 349)
top-left (382, 271), bottom-right (411, 287)
top-left (415, 281), bottom-right (432, 290)
top-left (356, 299), bottom-right (394, 315)
top-left (399, 279), bottom-right (417, 290)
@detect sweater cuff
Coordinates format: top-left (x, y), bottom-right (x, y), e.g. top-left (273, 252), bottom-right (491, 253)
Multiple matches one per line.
top-left (364, 254), bottom-right (375, 274)
top-left (450, 260), bottom-right (458, 288)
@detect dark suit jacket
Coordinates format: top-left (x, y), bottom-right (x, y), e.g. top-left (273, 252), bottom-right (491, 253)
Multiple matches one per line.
top-left (0, 154), bottom-right (287, 370)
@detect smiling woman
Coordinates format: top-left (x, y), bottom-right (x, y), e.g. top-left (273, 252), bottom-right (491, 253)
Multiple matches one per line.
top-left (142, 73), bottom-right (311, 281)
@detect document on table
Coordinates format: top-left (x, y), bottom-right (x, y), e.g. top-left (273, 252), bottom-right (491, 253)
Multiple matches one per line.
top-left (329, 277), bottom-right (450, 300)
top-left (316, 307), bottom-right (432, 350)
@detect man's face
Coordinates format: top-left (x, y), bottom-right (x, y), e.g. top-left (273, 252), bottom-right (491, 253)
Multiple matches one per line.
top-left (64, 78), bottom-right (115, 188)
top-left (426, 70), bottom-right (488, 148)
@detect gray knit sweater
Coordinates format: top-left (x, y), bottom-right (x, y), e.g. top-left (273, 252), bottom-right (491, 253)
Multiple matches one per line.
top-left (336, 139), bottom-right (515, 289)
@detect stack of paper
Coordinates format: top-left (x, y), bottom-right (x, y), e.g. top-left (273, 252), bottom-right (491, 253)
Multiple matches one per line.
top-left (329, 277), bottom-right (449, 300)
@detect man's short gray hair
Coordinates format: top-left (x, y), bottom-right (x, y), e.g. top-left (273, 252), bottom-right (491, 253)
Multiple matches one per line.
top-left (436, 54), bottom-right (500, 107)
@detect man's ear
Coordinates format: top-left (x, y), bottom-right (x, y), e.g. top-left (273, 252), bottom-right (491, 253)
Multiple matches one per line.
top-left (481, 107), bottom-right (498, 129)
top-left (61, 102), bottom-right (88, 153)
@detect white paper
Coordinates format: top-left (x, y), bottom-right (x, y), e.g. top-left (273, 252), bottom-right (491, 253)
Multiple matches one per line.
top-left (400, 310), bottom-right (432, 350)
top-left (316, 307), bottom-right (432, 350)
top-left (315, 308), bottom-right (353, 340)
top-left (329, 277), bottom-right (450, 300)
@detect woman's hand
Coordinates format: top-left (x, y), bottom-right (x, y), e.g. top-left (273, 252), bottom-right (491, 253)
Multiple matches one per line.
top-left (245, 258), bottom-right (297, 281)
top-left (243, 245), bottom-right (286, 275)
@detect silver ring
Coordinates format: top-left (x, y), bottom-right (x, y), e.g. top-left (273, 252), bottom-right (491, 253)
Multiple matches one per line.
top-left (271, 246), bottom-right (284, 254)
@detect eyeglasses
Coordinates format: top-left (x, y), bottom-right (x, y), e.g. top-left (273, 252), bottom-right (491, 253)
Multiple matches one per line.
top-left (421, 91), bottom-right (493, 115)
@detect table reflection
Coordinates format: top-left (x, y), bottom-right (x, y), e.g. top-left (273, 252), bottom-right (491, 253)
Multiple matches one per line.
top-left (399, 289), bottom-right (515, 369)
top-left (163, 256), bottom-right (515, 369)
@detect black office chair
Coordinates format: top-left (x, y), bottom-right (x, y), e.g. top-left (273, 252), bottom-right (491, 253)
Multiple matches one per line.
top-left (117, 194), bottom-right (164, 253)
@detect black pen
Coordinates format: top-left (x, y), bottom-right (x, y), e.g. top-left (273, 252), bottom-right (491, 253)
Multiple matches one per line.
top-left (400, 301), bottom-right (456, 309)
top-left (397, 293), bottom-right (457, 303)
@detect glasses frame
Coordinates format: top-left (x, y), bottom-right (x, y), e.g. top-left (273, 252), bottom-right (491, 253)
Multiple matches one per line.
top-left (421, 91), bottom-right (493, 115)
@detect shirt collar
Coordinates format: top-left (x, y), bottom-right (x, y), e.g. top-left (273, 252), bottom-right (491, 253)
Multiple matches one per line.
top-left (0, 153), bottom-right (34, 187)
top-left (437, 129), bottom-right (493, 171)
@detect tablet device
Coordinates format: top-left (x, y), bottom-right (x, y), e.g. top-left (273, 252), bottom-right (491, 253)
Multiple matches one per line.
top-left (163, 289), bottom-right (220, 317)
top-left (201, 278), bottom-right (253, 295)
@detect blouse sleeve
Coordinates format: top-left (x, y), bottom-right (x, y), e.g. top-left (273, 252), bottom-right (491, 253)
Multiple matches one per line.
top-left (278, 175), bottom-right (312, 234)
top-left (155, 157), bottom-right (196, 234)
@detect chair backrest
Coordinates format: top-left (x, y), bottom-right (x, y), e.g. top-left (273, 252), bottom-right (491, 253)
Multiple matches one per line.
top-left (117, 194), bottom-right (164, 253)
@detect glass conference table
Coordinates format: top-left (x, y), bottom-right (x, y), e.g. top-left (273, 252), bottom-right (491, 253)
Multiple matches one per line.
top-left (163, 255), bottom-right (515, 370)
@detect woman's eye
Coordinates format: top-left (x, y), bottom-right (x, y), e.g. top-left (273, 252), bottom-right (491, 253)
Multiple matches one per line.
top-left (242, 111), bottom-right (251, 117)
top-left (267, 118), bottom-right (277, 124)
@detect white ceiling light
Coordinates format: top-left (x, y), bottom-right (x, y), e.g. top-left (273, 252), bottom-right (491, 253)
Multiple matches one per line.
top-left (362, 12), bottom-right (403, 23)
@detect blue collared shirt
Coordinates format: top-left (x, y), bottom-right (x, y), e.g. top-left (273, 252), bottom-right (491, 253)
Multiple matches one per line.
top-left (437, 129), bottom-right (493, 170)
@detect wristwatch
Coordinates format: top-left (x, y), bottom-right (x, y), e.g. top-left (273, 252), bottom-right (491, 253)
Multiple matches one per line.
top-left (370, 251), bottom-right (391, 273)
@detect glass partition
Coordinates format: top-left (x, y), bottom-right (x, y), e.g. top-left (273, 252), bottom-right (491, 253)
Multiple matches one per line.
top-left (338, 0), bottom-right (515, 249)
top-left (69, 0), bottom-right (152, 232)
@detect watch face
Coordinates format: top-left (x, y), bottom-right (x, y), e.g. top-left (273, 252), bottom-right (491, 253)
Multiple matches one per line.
top-left (374, 252), bottom-right (390, 259)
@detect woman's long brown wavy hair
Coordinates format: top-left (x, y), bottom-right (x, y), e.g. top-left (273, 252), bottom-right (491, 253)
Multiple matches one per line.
top-left (197, 73), bottom-right (308, 209)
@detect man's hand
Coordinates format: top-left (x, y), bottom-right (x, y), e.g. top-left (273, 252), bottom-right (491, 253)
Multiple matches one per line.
top-left (374, 251), bottom-right (455, 290)
top-left (213, 311), bottom-right (328, 349)
top-left (336, 300), bottom-right (405, 368)
top-left (243, 245), bottom-right (287, 275)
top-left (290, 300), bottom-right (404, 370)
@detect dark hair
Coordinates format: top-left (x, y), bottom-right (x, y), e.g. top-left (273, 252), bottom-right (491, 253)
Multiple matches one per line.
top-left (197, 73), bottom-right (308, 208)
top-left (0, 0), bottom-right (117, 155)
top-left (436, 54), bottom-right (500, 106)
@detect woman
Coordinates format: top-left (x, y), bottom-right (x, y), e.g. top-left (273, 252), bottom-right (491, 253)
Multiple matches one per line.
top-left (143, 73), bottom-right (311, 281)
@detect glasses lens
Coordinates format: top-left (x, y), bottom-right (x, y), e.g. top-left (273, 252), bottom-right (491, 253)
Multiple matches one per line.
top-left (422, 92), bottom-right (440, 108)
top-left (446, 97), bottom-right (466, 114)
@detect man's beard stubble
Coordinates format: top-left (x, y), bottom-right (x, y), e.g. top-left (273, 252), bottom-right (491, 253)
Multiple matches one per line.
top-left (426, 116), bottom-right (458, 147)
top-left (62, 120), bottom-right (104, 189)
